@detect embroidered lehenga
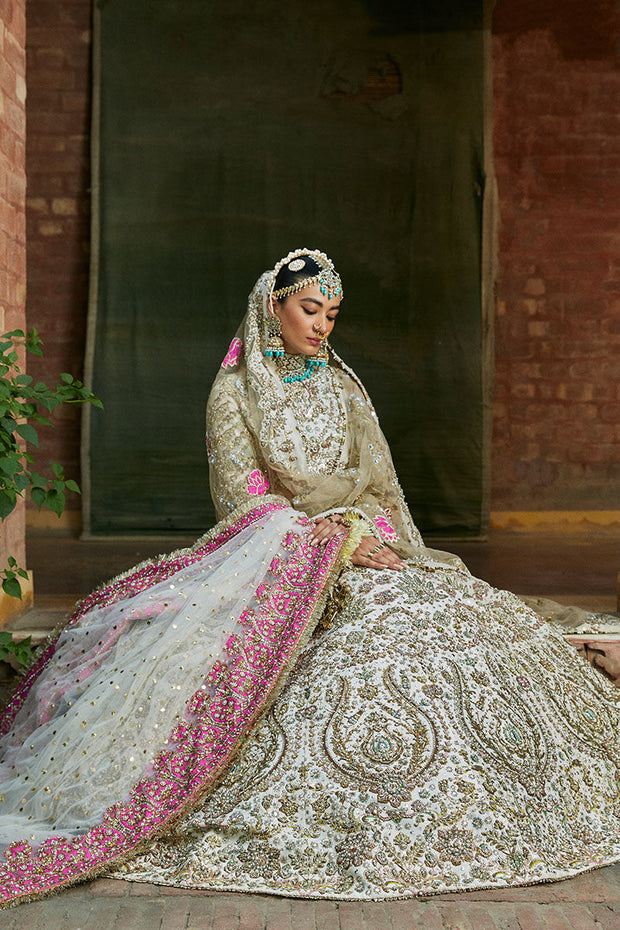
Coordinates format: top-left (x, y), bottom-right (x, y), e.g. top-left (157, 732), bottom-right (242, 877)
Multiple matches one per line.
top-left (1, 252), bottom-right (619, 906)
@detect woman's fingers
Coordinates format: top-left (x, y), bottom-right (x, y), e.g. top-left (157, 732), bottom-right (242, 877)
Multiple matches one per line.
top-left (310, 516), bottom-right (346, 546)
top-left (351, 536), bottom-right (407, 570)
top-left (309, 523), bottom-right (406, 569)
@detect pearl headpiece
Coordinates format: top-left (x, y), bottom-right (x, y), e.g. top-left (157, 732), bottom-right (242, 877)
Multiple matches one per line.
top-left (270, 248), bottom-right (343, 302)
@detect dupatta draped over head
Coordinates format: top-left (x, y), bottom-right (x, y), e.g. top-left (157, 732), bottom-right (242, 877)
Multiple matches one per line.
top-left (207, 248), bottom-right (423, 557)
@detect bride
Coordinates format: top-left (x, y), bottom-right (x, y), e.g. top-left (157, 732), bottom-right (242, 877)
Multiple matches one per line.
top-left (0, 249), bottom-right (619, 906)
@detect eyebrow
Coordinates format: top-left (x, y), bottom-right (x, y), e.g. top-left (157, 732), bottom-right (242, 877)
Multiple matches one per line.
top-left (300, 297), bottom-right (341, 310)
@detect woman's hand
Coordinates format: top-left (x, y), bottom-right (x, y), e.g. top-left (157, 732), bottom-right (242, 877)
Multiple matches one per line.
top-left (310, 518), bottom-right (407, 571)
top-left (351, 536), bottom-right (407, 571)
top-left (310, 514), bottom-right (346, 546)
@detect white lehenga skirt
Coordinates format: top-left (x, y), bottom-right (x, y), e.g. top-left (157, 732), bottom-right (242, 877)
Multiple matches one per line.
top-left (116, 559), bottom-right (620, 900)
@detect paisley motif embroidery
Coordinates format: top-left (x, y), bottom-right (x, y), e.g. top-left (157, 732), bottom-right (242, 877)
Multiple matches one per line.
top-left (324, 670), bottom-right (437, 804)
top-left (449, 656), bottom-right (550, 790)
top-left (374, 513), bottom-right (398, 544)
top-left (117, 563), bottom-right (620, 900)
top-left (221, 337), bottom-right (243, 369)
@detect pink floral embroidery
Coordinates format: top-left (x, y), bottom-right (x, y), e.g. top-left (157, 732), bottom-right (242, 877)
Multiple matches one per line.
top-left (221, 337), bottom-right (243, 369)
top-left (247, 469), bottom-right (268, 495)
top-left (0, 500), bottom-right (348, 907)
top-left (374, 513), bottom-right (398, 544)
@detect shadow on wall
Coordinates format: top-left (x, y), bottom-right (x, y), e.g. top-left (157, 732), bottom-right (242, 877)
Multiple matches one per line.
top-left (493, 0), bottom-right (619, 60)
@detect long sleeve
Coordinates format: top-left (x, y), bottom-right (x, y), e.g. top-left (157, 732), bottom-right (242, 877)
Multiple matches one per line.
top-left (206, 378), bottom-right (285, 520)
top-left (344, 391), bottom-right (424, 556)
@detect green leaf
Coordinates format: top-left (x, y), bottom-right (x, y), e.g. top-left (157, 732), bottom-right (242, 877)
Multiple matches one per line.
top-left (0, 456), bottom-right (20, 476)
top-left (51, 462), bottom-right (64, 479)
top-left (2, 576), bottom-right (22, 599)
top-left (44, 487), bottom-right (65, 515)
top-left (31, 486), bottom-right (46, 508)
top-left (60, 373), bottom-right (74, 384)
top-left (18, 403), bottom-right (37, 418)
top-left (65, 479), bottom-right (81, 494)
top-left (0, 490), bottom-right (16, 519)
top-left (17, 568), bottom-right (29, 579)
top-left (15, 423), bottom-right (39, 446)
top-left (13, 473), bottom-right (30, 492)
top-left (7, 556), bottom-right (16, 567)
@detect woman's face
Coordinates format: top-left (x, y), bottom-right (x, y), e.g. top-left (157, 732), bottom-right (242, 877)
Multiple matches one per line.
top-left (271, 283), bottom-right (341, 356)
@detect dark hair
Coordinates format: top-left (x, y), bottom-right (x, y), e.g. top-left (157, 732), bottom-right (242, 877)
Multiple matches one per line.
top-left (273, 255), bottom-right (322, 298)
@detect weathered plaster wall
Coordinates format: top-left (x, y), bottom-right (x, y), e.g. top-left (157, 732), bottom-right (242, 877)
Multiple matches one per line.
top-left (1, 0), bottom-right (27, 566)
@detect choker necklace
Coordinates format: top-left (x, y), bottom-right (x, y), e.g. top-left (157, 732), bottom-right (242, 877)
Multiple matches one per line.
top-left (276, 352), bottom-right (328, 384)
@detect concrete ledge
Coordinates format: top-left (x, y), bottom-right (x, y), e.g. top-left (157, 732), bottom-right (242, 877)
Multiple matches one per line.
top-left (490, 511), bottom-right (620, 531)
top-left (26, 509), bottom-right (82, 534)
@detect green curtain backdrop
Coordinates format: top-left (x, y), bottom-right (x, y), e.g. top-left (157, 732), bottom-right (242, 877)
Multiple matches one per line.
top-left (86, 0), bottom-right (489, 535)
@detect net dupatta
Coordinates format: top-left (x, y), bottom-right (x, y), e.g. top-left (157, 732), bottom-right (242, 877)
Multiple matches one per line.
top-left (0, 500), bottom-right (350, 907)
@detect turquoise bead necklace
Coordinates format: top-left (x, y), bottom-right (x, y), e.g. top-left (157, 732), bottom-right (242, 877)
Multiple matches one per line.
top-left (277, 353), bottom-right (328, 384)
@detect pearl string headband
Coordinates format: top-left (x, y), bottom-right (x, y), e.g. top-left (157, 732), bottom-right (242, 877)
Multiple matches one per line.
top-left (269, 248), bottom-right (343, 303)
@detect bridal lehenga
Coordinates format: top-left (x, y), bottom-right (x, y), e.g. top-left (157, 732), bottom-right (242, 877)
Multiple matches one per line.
top-left (1, 252), bottom-right (619, 907)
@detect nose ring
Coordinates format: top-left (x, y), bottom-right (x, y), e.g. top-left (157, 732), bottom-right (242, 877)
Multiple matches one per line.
top-left (313, 324), bottom-right (326, 337)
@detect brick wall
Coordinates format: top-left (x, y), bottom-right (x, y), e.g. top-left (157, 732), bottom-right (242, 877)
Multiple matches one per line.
top-left (24, 0), bottom-right (620, 526)
top-left (26, 0), bottom-right (91, 516)
top-left (0, 0), bottom-right (27, 566)
top-left (492, 0), bottom-right (620, 514)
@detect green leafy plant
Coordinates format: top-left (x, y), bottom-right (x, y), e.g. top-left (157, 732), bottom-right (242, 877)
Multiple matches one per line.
top-left (0, 630), bottom-right (32, 667)
top-left (0, 328), bottom-right (102, 664)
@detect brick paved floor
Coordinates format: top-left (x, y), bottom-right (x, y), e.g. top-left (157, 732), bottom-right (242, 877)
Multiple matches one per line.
top-left (3, 865), bottom-right (620, 929)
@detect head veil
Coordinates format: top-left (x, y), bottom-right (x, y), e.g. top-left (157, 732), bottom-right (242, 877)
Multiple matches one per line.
top-left (209, 249), bottom-right (422, 555)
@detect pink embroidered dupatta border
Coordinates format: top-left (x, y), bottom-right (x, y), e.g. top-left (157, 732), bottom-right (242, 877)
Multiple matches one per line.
top-left (0, 500), bottom-right (348, 907)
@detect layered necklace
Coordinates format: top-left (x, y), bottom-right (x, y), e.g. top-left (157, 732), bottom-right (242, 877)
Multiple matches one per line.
top-left (276, 351), bottom-right (328, 384)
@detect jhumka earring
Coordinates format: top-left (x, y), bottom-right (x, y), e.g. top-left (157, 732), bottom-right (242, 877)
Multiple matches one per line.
top-left (264, 316), bottom-right (285, 358)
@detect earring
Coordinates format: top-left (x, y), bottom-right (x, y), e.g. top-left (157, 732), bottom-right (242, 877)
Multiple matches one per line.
top-left (264, 315), bottom-right (285, 358)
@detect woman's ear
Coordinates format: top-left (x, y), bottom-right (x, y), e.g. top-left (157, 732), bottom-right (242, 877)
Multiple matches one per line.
top-left (268, 295), bottom-right (280, 318)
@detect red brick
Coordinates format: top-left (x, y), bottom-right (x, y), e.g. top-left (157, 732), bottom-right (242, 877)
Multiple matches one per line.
top-left (582, 905), bottom-right (620, 930)
top-left (389, 901), bottom-right (445, 929)
top-left (89, 878), bottom-right (130, 898)
top-left (159, 899), bottom-right (193, 930)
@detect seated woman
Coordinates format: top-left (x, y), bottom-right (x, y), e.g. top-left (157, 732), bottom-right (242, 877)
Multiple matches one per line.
top-left (0, 249), bottom-right (619, 907)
